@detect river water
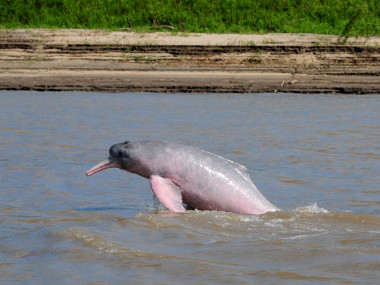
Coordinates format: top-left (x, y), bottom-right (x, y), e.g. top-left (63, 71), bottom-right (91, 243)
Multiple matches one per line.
top-left (1, 91), bottom-right (379, 284)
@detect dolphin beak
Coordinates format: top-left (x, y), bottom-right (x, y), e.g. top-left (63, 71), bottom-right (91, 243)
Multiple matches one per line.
top-left (86, 158), bottom-right (120, 176)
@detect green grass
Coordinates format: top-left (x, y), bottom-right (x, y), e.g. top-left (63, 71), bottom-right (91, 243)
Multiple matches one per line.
top-left (1, 0), bottom-right (379, 36)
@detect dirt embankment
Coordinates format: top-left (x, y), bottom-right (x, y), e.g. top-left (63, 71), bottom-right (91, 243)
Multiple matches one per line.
top-left (0, 29), bottom-right (379, 93)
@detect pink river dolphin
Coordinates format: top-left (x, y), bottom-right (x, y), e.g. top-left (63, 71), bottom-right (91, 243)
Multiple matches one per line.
top-left (86, 141), bottom-right (279, 215)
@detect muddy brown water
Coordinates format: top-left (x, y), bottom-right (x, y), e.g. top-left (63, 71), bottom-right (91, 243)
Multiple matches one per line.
top-left (1, 91), bottom-right (379, 284)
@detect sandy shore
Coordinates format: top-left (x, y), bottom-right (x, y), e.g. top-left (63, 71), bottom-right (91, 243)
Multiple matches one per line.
top-left (1, 29), bottom-right (379, 93)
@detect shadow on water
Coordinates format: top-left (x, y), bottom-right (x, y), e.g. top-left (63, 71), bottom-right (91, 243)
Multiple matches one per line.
top-left (74, 206), bottom-right (130, 212)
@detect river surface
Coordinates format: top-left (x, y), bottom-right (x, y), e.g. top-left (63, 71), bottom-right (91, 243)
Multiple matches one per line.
top-left (1, 91), bottom-right (379, 284)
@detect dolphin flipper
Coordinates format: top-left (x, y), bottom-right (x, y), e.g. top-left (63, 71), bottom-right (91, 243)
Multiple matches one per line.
top-left (149, 175), bottom-right (186, 212)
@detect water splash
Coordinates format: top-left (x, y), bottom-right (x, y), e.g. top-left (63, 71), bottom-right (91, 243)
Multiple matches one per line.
top-left (294, 203), bottom-right (329, 214)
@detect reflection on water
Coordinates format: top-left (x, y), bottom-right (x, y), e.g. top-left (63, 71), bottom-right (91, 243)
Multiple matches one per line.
top-left (1, 91), bottom-right (379, 284)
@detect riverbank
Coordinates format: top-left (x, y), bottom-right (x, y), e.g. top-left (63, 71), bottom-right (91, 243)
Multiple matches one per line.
top-left (1, 29), bottom-right (379, 93)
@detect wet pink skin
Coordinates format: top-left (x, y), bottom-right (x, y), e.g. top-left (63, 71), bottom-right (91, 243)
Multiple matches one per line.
top-left (86, 141), bottom-right (280, 215)
top-left (86, 159), bottom-right (120, 176)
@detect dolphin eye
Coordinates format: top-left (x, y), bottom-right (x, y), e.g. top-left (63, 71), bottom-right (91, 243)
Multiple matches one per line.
top-left (118, 150), bottom-right (123, 157)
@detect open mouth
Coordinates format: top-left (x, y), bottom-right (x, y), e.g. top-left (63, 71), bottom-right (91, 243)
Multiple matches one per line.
top-left (86, 158), bottom-right (119, 176)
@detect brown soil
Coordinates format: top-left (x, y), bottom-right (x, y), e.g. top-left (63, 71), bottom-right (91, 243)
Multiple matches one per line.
top-left (1, 29), bottom-right (379, 94)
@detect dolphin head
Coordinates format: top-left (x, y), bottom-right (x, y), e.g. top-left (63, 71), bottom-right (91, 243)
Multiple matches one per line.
top-left (86, 141), bottom-right (134, 176)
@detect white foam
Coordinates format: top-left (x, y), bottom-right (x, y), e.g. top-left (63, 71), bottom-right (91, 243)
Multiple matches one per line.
top-left (294, 203), bottom-right (329, 214)
top-left (284, 231), bottom-right (329, 240)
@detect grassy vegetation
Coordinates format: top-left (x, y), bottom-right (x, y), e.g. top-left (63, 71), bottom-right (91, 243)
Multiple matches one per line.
top-left (1, 0), bottom-right (379, 36)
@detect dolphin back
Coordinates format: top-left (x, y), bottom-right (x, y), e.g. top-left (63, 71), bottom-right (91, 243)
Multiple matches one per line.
top-left (131, 141), bottom-right (279, 214)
